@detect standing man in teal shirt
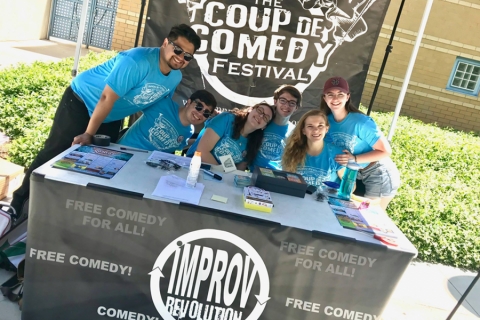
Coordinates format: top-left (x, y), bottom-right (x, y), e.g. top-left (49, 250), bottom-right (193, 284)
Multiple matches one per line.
top-left (10, 24), bottom-right (200, 216)
top-left (252, 85), bottom-right (303, 170)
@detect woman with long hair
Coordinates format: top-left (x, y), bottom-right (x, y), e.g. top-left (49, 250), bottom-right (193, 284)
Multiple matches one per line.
top-left (319, 76), bottom-right (400, 210)
top-left (282, 110), bottom-right (344, 187)
top-left (187, 103), bottom-right (275, 170)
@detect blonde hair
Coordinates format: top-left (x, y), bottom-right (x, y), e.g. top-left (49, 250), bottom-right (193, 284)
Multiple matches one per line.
top-left (282, 110), bottom-right (329, 172)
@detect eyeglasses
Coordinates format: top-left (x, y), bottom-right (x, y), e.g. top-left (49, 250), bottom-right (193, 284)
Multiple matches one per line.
top-left (278, 97), bottom-right (298, 109)
top-left (168, 40), bottom-right (194, 62)
top-left (194, 101), bottom-right (212, 119)
top-left (254, 105), bottom-right (272, 123)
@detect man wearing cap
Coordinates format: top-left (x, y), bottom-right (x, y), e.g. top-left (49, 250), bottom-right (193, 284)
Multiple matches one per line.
top-left (10, 24), bottom-right (200, 216)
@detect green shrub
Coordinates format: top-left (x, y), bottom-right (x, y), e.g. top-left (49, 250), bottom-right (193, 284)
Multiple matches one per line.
top-left (0, 51), bottom-right (116, 163)
top-left (370, 110), bottom-right (480, 271)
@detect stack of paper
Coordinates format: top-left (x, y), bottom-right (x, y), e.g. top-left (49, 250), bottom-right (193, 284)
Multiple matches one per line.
top-left (152, 175), bottom-right (204, 205)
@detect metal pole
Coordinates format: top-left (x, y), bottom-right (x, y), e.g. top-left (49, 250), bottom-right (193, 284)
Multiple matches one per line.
top-left (367, 0), bottom-right (406, 116)
top-left (72, 0), bottom-right (90, 78)
top-left (134, 0), bottom-right (147, 47)
top-left (446, 269), bottom-right (480, 320)
top-left (387, 0), bottom-right (434, 141)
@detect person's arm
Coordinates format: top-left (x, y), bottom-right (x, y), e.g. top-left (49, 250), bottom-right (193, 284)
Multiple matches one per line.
top-left (195, 128), bottom-right (221, 165)
top-left (72, 85), bottom-right (119, 145)
top-left (335, 136), bottom-right (392, 166)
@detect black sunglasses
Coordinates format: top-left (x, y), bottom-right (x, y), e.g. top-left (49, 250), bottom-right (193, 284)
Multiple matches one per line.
top-left (194, 101), bottom-right (212, 119)
top-left (168, 40), bottom-right (194, 62)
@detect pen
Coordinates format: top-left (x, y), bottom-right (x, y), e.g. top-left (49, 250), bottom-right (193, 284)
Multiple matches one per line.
top-left (120, 147), bottom-right (149, 153)
top-left (202, 169), bottom-right (223, 181)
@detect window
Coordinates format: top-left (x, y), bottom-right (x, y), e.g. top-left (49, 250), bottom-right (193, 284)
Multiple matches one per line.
top-left (447, 57), bottom-right (480, 96)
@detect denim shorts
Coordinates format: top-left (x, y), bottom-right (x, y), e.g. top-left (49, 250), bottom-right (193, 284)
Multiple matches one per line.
top-left (356, 157), bottom-right (401, 198)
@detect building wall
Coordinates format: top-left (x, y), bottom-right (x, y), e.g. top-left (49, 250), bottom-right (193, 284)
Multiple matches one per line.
top-left (111, 0), bottom-right (149, 51)
top-left (0, 0), bottom-right (52, 41)
top-left (363, 0), bottom-right (480, 133)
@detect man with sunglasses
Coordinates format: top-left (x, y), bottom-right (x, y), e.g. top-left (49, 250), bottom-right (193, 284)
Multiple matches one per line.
top-left (9, 24), bottom-right (200, 216)
top-left (118, 90), bottom-right (216, 153)
top-left (251, 85), bottom-right (303, 170)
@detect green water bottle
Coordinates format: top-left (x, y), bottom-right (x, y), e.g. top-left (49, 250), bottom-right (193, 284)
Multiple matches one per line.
top-left (338, 160), bottom-right (361, 200)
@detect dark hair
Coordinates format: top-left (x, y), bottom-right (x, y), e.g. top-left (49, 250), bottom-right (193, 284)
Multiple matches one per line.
top-left (319, 97), bottom-right (363, 116)
top-left (168, 24), bottom-right (201, 52)
top-left (230, 103), bottom-right (275, 165)
top-left (190, 90), bottom-right (217, 111)
top-left (274, 85), bottom-right (303, 107)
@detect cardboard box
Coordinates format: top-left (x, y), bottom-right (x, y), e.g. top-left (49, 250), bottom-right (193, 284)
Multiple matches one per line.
top-left (0, 159), bottom-right (24, 200)
top-left (251, 167), bottom-right (308, 198)
top-left (243, 186), bottom-right (273, 213)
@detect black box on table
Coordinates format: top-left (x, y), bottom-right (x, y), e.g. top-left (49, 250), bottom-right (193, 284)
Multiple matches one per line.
top-left (251, 167), bottom-right (308, 198)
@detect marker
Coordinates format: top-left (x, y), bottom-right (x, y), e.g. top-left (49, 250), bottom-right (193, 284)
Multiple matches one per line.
top-left (202, 169), bottom-right (222, 181)
top-left (120, 147), bottom-right (149, 153)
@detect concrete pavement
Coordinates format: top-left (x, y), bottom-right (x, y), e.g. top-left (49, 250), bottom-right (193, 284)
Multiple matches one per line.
top-left (0, 39), bottom-right (479, 319)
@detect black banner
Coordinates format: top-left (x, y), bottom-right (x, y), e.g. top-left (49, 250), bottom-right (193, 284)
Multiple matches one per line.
top-left (143, 0), bottom-right (390, 118)
top-left (22, 178), bottom-right (414, 320)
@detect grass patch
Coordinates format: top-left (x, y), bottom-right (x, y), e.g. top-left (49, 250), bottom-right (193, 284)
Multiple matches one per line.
top-left (0, 53), bottom-right (479, 270)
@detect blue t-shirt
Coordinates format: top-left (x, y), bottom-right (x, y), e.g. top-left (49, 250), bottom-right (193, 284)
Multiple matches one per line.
top-left (71, 47), bottom-right (181, 123)
top-left (117, 98), bottom-right (194, 153)
top-left (296, 143), bottom-right (345, 187)
top-left (252, 122), bottom-right (295, 170)
top-left (187, 112), bottom-right (247, 164)
top-left (325, 113), bottom-right (382, 168)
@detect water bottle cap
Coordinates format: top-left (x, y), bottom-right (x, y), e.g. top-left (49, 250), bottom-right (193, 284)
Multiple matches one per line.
top-left (346, 160), bottom-right (361, 170)
top-left (194, 151), bottom-right (201, 157)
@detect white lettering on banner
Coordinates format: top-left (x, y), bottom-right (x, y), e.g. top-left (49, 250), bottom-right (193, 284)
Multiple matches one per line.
top-left (324, 306), bottom-right (379, 320)
top-left (106, 207), bottom-right (167, 226)
top-left (97, 306), bottom-right (160, 320)
top-left (181, 0), bottom-right (377, 105)
top-left (66, 199), bottom-right (102, 214)
top-left (29, 248), bottom-right (133, 276)
top-left (165, 297), bottom-right (243, 320)
top-left (69, 255), bottom-right (132, 276)
top-left (279, 241), bottom-right (378, 278)
top-left (285, 297), bottom-right (321, 313)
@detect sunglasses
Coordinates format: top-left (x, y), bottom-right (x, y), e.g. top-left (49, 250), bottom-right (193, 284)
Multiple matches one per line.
top-left (168, 40), bottom-right (194, 62)
top-left (194, 101), bottom-right (212, 119)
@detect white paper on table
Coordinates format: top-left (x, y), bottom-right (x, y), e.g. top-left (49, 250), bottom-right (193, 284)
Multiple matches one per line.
top-left (147, 150), bottom-right (192, 167)
top-left (152, 175), bottom-right (204, 205)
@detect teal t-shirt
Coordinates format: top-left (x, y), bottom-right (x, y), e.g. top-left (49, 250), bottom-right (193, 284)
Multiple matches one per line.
top-left (71, 47), bottom-right (181, 122)
top-left (187, 112), bottom-right (247, 164)
top-left (252, 121), bottom-right (295, 170)
top-left (296, 143), bottom-right (345, 187)
top-left (118, 98), bottom-right (194, 153)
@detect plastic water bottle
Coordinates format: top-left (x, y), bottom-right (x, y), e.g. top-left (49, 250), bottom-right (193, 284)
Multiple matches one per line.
top-left (338, 159), bottom-right (361, 200)
top-left (186, 151), bottom-right (202, 188)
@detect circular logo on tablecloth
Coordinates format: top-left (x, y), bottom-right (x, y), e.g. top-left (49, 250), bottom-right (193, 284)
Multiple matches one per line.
top-left (149, 229), bottom-right (270, 320)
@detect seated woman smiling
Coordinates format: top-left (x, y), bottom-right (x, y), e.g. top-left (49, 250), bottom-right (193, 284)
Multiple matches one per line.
top-left (187, 103), bottom-right (274, 170)
top-left (282, 110), bottom-right (345, 187)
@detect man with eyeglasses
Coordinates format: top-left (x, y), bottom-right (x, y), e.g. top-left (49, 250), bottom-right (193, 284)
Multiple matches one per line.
top-left (251, 85), bottom-right (302, 170)
top-left (9, 24), bottom-right (200, 216)
top-left (118, 90), bottom-right (216, 153)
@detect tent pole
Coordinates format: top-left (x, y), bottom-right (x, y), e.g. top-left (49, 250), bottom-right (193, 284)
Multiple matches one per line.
top-left (367, 0), bottom-right (406, 116)
top-left (72, 0), bottom-right (90, 78)
top-left (134, 0), bottom-right (147, 47)
top-left (387, 0), bottom-right (434, 141)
